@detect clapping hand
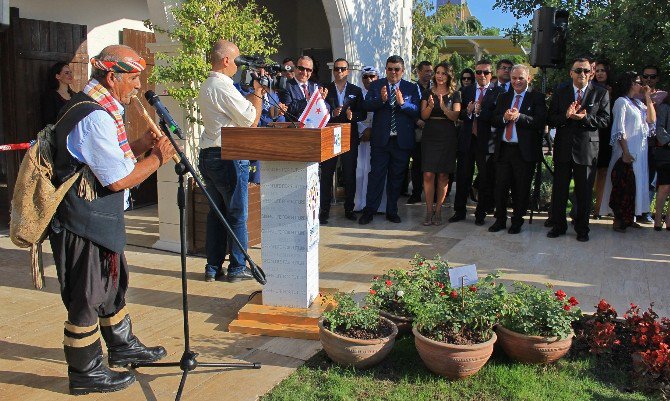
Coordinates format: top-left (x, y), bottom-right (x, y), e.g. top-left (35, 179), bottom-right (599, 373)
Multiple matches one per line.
top-left (474, 101), bottom-right (482, 115)
top-left (466, 101), bottom-right (476, 115)
top-left (504, 108), bottom-right (519, 122)
top-left (333, 106), bottom-right (342, 117)
top-left (381, 86), bottom-right (388, 103)
top-left (427, 94), bottom-right (435, 109)
top-left (395, 87), bottom-right (404, 105)
top-left (346, 108), bottom-right (352, 120)
top-left (319, 87), bottom-right (328, 100)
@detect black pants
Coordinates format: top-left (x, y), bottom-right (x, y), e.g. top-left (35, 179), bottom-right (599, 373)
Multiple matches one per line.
top-left (551, 160), bottom-right (596, 235)
top-left (410, 140), bottom-right (423, 197)
top-left (454, 136), bottom-right (477, 215)
top-left (474, 151), bottom-right (496, 219)
top-left (50, 225), bottom-right (128, 327)
top-left (320, 146), bottom-right (358, 216)
top-left (494, 143), bottom-right (535, 227)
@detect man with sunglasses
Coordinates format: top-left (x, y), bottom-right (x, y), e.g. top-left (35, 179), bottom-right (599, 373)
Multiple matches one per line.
top-left (320, 58), bottom-right (365, 224)
top-left (450, 59), bottom-right (498, 225)
top-left (547, 57), bottom-right (610, 242)
top-left (358, 55), bottom-right (421, 225)
top-left (280, 55), bottom-right (328, 120)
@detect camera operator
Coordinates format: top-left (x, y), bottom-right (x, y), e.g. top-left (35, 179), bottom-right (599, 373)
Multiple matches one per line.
top-left (197, 39), bottom-right (265, 283)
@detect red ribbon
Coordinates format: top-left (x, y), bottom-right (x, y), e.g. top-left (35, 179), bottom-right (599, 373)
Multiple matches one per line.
top-left (0, 142), bottom-right (31, 152)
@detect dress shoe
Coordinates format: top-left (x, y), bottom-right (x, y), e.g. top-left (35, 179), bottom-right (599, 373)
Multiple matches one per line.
top-left (358, 212), bottom-right (373, 225)
top-left (319, 212), bottom-right (329, 225)
top-left (508, 225), bottom-right (522, 234)
top-left (474, 217), bottom-right (485, 226)
top-left (344, 211), bottom-right (357, 221)
top-left (546, 228), bottom-right (565, 238)
top-left (488, 222), bottom-right (506, 232)
top-left (448, 213), bottom-right (465, 223)
top-left (386, 214), bottom-right (401, 223)
top-left (204, 269), bottom-right (225, 282)
top-left (319, 219), bottom-right (329, 225)
top-left (227, 269), bottom-right (254, 283)
top-left (544, 219), bottom-right (554, 228)
top-left (406, 194), bottom-right (422, 204)
top-left (576, 233), bottom-right (589, 242)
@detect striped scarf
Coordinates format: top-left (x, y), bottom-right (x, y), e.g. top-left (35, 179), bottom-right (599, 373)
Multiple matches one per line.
top-left (83, 79), bottom-right (135, 160)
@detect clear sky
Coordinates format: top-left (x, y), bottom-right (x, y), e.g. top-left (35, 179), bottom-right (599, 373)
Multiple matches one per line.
top-left (466, 0), bottom-right (531, 31)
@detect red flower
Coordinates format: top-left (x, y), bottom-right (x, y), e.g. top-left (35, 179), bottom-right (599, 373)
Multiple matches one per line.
top-left (430, 265), bottom-right (437, 270)
top-left (469, 285), bottom-right (477, 292)
top-left (563, 304), bottom-right (571, 311)
top-left (369, 289), bottom-right (377, 295)
top-left (419, 262), bottom-right (424, 266)
top-left (630, 303), bottom-right (638, 310)
top-left (568, 296), bottom-right (579, 306)
top-left (555, 290), bottom-right (567, 301)
top-left (435, 281), bottom-right (444, 289)
top-left (385, 280), bottom-right (392, 287)
top-left (450, 290), bottom-right (458, 299)
top-left (440, 292), bottom-right (446, 297)
top-left (597, 299), bottom-right (609, 311)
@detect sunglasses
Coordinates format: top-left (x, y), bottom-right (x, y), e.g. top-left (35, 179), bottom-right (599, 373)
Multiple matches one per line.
top-left (461, 76), bottom-right (473, 81)
top-left (475, 70), bottom-right (491, 76)
top-left (572, 68), bottom-right (591, 75)
top-left (642, 74), bottom-right (658, 79)
top-left (362, 75), bottom-right (376, 79)
top-left (296, 65), bottom-right (313, 73)
top-left (386, 67), bottom-right (402, 72)
top-left (333, 67), bottom-right (348, 72)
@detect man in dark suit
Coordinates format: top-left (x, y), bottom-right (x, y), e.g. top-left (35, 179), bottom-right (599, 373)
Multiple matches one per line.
top-left (279, 55), bottom-right (328, 120)
top-left (547, 57), bottom-right (610, 242)
top-left (358, 55), bottom-right (421, 224)
top-left (494, 59), bottom-right (513, 93)
top-left (320, 58), bottom-right (365, 224)
top-left (450, 59), bottom-right (499, 225)
top-left (489, 64), bottom-right (547, 234)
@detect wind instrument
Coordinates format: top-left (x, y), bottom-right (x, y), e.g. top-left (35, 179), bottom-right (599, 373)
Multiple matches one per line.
top-left (132, 95), bottom-right (180, 163)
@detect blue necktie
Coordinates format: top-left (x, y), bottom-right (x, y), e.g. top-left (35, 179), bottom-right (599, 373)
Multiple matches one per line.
top-left (389, 84), bottom-right (397, 134)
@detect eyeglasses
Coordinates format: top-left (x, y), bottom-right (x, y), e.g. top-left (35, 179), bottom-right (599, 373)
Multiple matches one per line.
top-left (296, 65), bottom-right (313, 73)
top-left (362, 75), bottom-right (376, 79)
top-left (572, 68), bottom-right (591, 75)
top-left (642, 74), bottom-right (658, 80)
top-left (595, 69), bottom-right (607, 73)
top-left (333, 67), bottom-right (348, 72)
top-left (461, 76), bottom-right (473, 81)
top-left (386, 67), bottom-right (402, 72)
top-left (475, 70), bottom-right (491, 76)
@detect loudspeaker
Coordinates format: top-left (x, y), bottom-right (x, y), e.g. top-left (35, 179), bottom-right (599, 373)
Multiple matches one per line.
top-left (530, 7), bottom-right (569, 68)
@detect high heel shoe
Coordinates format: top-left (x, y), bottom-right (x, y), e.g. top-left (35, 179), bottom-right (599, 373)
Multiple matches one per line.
top-left (432, 210), bottom-right (443, 226)
top-left (423, 210), bottom-right (433, 226)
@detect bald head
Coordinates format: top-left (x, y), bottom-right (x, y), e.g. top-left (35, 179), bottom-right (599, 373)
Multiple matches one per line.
top-left (210, 39), bottom-right (240, 77)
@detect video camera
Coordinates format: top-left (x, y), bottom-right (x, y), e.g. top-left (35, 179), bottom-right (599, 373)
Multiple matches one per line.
top-left (234, 55), bottom-right (290, 92)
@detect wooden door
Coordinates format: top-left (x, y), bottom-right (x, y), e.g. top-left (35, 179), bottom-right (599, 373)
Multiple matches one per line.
top-left (122, 28), bottom-right (157, 209)
top-left (0, 7), bottom-right (87, 227)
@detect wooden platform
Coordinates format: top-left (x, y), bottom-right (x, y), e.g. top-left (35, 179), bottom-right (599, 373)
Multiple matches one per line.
top-left (229, 290), bottom-right (336, 340)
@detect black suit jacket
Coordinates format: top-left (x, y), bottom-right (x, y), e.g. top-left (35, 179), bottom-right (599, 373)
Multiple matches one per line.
top-left (325, 81), bottom-right (366, 147)
top-left (492, 89), bottom-right (547, 163)
top-left (459, 84), bottom-right (504, 154)
top-left (279, 78), bottom-right (321, 121)
top-left (547, 82), bottom-right (610, 166)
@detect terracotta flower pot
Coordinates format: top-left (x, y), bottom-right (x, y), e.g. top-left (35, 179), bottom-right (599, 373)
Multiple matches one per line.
top-left (380, 310), bottom-right (413, 335)
top-left (318, 317), bottom-right (398, 369)
top-left (496, 325), bottom-right (573, 364)
top-left (413, 327), bottom-right (496, 379)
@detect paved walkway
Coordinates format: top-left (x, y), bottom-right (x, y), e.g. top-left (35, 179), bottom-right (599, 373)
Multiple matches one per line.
top-left (1, 201), bottom-right (668, 400)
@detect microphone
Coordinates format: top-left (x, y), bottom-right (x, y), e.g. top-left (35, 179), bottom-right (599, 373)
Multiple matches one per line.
top-left (144, 90), bottom-right (185, 140)
top-left (234, 55), bottom-right (264, 68)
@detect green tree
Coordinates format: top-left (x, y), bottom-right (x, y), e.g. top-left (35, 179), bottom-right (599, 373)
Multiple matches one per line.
top-left (144, 0), bottom-right (280, 118)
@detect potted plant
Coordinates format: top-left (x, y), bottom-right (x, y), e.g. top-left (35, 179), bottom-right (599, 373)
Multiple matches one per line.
top-left (319, 292), bottom-right (398, 369)
top-left (497, 283), bottom-right (582, 364)
top-left (412, 273), bottom-right (506, 379)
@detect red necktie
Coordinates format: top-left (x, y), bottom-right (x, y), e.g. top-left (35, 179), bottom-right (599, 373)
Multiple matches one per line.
top-left (472, 87), bottom-right (486, 135)
top-left (302, 84), bottom-right (310, 99)
top-left (505, 94), bottom-right (522, 142)
top-left (576, 89), bottom-right (583, 106)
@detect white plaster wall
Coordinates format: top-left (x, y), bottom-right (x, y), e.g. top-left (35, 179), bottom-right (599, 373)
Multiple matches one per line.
top-left (9, 0), bottom-right (152, 65)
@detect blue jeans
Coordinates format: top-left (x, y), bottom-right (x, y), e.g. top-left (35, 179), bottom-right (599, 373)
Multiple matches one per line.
top-left (198, 148), bottom-right (249, 275)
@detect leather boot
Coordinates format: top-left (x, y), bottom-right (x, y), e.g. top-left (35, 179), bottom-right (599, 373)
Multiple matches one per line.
top-left (100, 309), bottom-right (167, 368)
top-left (64, 321), bottom-right (135, 395)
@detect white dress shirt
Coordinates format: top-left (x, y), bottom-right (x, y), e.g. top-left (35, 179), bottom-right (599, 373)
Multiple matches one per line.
top-left (198, 71), bottom-right (257, 149)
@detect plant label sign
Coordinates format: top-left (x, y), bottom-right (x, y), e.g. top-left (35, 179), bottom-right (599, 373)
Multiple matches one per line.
top-left (448, 264), bottom-right (478, 288)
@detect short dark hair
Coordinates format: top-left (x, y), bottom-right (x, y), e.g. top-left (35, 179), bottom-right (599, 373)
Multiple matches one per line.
top-left (572, 57), bottom-right (591, 65)
top-left (333, 57), bottom-right (348, 67)
top-left (282, 57), bottom-right (294, 65)
top-left (642, 64), bottom-right (660, 75)
top-left (476, 59), bottom-right (492, 67)
top-left (496, 59), bottom-right (513, 69)
top-left (417, 60), bottom-right (432, 71)
top-left (386, 55), bottom-right (405, 67)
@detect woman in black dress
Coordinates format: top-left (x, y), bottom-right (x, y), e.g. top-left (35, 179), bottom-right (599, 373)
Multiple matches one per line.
top-left (42, 62), bottom-right (75, 125)
top-left (592, 60), bottom-right (614, 218)
top-left (420, 62), bottom-right (461, 225)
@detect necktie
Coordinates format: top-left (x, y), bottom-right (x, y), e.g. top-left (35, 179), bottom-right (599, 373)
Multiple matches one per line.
top-left (576, 89), bottom-right (583, 106)
top-left (473, 87), bottom-right (486, 135)
top-left (505, 94), bottom-right (522, 142)
top-left (389, 84), bottom-right (397, 134)
top-left (302, 84), bottom-right (309, 99)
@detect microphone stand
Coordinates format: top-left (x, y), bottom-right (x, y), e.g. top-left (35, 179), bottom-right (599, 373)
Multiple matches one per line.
top-left (132, 118), bottom-right (262, 401)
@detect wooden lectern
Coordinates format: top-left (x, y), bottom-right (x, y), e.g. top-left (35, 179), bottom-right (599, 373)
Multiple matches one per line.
top-left (222, 123), bottom-right (350, 339)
